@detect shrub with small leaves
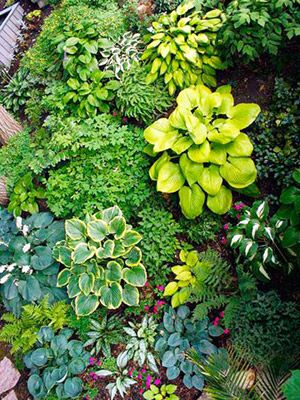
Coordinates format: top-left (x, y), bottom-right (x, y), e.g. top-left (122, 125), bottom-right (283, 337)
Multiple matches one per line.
top-left (179, 210), bottom-right (221, 245)
top-left (24, 327), bottom-right (90, 399)
top-left (155, 305), bottom-right (222, 390)
top-left (54, 206), bottom-right (147, 316)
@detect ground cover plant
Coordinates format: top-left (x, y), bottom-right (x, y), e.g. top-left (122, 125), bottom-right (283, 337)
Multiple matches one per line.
top-left (0, 0), bottom-right (299, 399)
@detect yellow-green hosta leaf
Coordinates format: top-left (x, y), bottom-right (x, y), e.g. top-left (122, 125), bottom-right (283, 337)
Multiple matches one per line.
top-left (168, 80), bottom-right (176, 96)
top-left (218, 93), bottom-right (234, 115)
top-left (204, 55), bottom-right (224, 69)
top-left (216, 85), bottom-right (232, 94)
top-left (207, 185), bottom-right (232, 215)
top-left (144, 118), bottom-right (179, 152)
top-left (209, 144), bottom-right (227, 165)
top-left (169, 107), bottom-right (187, 130)
top-left (171, 136), bottom-right (194, 154)
top-left (157, 162), bottom-right (185, 193)
top-left (149, 152), bottom-right (170, 181)
top-left (179, 153), bottom-right (204, 186)
top-left (179, 184), bottom-right (205, 219)
top-left (228, 103), bottom-right (261, 129)
top-left (159, 42), bottom-right (171, 58)
top-left (176, 0), bottom-right (195, 15)
top-left (198, 165), bottom-right (222, 195)
top-left (176, 87), bottom-right (199, 110)
top-left (209, 121), bottom-right (240, 144)
top-left (226, 133), bottom-right (254, 157)
top-left (184, 111), bottom-right (207, 144)
top-left (164, 281), bottom-right (178, 296)
top-left (204, 9), bottom-right (223, 18)
top-left (188, 140), bottom-right (211, 163)
top-left (220, 157), bottom-right (257, 188)
top-left (198, 92), bottom-right (222, 116)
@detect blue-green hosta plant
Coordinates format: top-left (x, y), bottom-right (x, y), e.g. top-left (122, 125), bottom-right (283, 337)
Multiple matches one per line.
top-left (53, 206), bottom-right (147, 316)
top-left (142, 1), bottom-right (225, 95)
top-left (0, 210), bottom-right (66, 316)
top-left (120, 315), bottom-right (159, 372)
top-left (227, 200), bottom-right (293, 280)
top-left (99, 32), bottom-right (143, 79)
top-left (155, 305), bottom-right (223, 390)
top-left (95, 352), bottom-right (136, 399)
top-left (144, 84), bottom-right (260, 218)
top-left (24, 327), bottom-right (90, 399)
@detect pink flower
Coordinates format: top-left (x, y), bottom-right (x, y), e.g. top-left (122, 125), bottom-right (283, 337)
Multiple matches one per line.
top-left (89, 357), bottom-right (96, 365)
top-left (237, 214), bottom-right (241, 220)
top-left (224, 328), bottom-right (230, 335)
top-left (97, 360), bottom-right (102, 366)
top-left (144, 305), bottom-right (150, 312)
top-left (145, 281), bottom-right (150, 287)
top-left (141, 368), bottom-right (146, 373)
top-left (223, 223), bottom-right (229, 231)
top-left (128, 368), bottom-right (133, 377)
top-left (156, 300), bottom-right (165, 307)
top-left (154, 379), bottom-right (161, 385)
top-left (112, 111), bottom-right (117, 117)
top-left (219, 311), bottom-right (225, 318)
top-left (153, 305), bottom-right (158, 314)
top-left (234, 202), bottom-right (245, 211)
top-left (86, 396), bottom-right (90, 400)
top-left (146, 375), bottom-right (152, 389)
top-left (213, 317), bottom-right (220, 326)
top-left (220, 236), bottom-right (227, 245)
top-left (139, 389), bottom-right (145, 394)
top-left (138, 372), bottom-right (142, 379)
top-left (122, 117), bottom-right (128, 123)
top-left (156, 285), bottom-right (165, 292)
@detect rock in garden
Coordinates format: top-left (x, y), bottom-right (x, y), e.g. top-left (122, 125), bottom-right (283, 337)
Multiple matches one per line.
top-left (0, 357), bottom-right (20, 395)
top-left (2, 390), bottom-right (18, 400)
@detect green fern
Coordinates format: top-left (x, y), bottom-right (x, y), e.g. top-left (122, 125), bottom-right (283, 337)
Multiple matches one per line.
top-left (0, 297), bottom-right (70, 354)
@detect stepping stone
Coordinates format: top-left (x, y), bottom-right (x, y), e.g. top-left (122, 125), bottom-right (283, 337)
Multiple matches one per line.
top-left (0, 357), bottom-right (20, 395)
top-left (2, 391), bottom-right (18, 400)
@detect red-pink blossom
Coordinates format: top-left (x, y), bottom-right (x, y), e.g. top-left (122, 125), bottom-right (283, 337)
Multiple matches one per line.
top-left (145, 281), bottom-right (150, 287)
top-left (154, 379), bottom-right (161, 385)
top-left (156, 285), bottom-right (165, 292)
top-left (223, 223), bottom-right (229, 231)
top-left (213, 317), bottom-right (220, 326)
top-left (122, 117), bottom-right (128, 123)
top-left (153, 305), bottom-right (158, 314)
top-left (156, 300), bottom-right (165, 307)
top-left (237, 214), bottom-right (241, 220)
top-left (224, 328), bottom-right (230, 335)
top-left (144, 305), bottom-right (150, 312)
top-left (112, 111), bottom-right (117, 117)
top-left (220, 311), bottom-right (225, 318)
top-left (220, 236), bottom-right (227, 245)
top-left (146, 375), bottom-right (152, 389)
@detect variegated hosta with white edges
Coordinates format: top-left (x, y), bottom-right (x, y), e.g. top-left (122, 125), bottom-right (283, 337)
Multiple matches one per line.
top-left (53, 206), bottom-right (147, 316)
top-left (144, 84), bottom-right (260, 219)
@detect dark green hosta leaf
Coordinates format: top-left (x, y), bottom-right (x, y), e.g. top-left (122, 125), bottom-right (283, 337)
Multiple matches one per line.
top-left (30, 348), bottom-right (49, 367)
top-left (280, 186), bottom-right (300, 205)
top-left (125, 247), bottom-right (142, 266)
top-left (63, 377), bottom-right (83, 398)
top-left (68, 340), bottom-right (84, 358)
top-left (30, 212), bottom-right (54, 229)
top-left (75, 293), bottom-right (99, 316)
top-left (51, 334), bottom-right (68, 357)
top-left (18, 276), bottom-right (42, 302)
top-left (192, 374), bottom-right (204, 390)
top-left (155, 337), bottom-right (168, 353)
top-left (122, 284), bottom-right (139, 306)
top-left (79, 272), bottom-right (95, 295)
top-left (281, 226), bottom-right (299, 248)
top-left (180, 360), bottom-right (193, 375)
top-left (57, 269), bottom-right (71, 287)
top-left (100, 282), bottom-right (122, 309)
top-left (123, 265), bottom-right (147, 287)
top-left (208, 324), bottom-right (224, 337)
top-left (198, 339), bottom-right (217, 355)
top-left (27, 374), bottom-right (46, 398)
top-left (162, 350), bottom-right (177, 367)
top-left (73, 243), bottom-right (94, 264)
top-left (109, 216), bottom-right (126, 239)
top-left (163, 312), bottom-right (175, 333)
top-left (68, 357), bottom-right (86, 374)
top-left (31, 246), bottom-right (53, 270)
top-left (67, 276), bottom-right (81, 298)
top-left (53, 243), bottom-right (72, 267)
top-left (177, 305), bottom-right (190, 319)
top-left (167, 365), bottom-right (180, 380)
top-left (168, 332), bottom-right (183, 347)
top-left (105, 261), bottom-right (122, 282)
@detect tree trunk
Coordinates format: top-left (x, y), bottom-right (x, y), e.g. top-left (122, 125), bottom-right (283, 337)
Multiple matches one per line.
top-left (0, 106), bottom-right (22, 145)
top-left (0, 177), bottom-right (9, 206)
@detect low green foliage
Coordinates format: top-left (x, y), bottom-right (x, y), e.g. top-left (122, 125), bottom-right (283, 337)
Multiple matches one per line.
top-left (248, 78), bottom-right (300, 190)
top-left (84, 312), bottom-right (124, 357)
top-left (144, 84), bottom-right (260, 218)
top-left (283, 370), bottom-right (300, 400)
top-left (116, 63), bottom-right (173, 123)
top-left (0, 130), bottom-right (33, 194)
top-left (276, 169), bottom-right (300, 266)
top-left (137, 205), bottom-right (180, 285)
top-left (142, 1), bottom-right (225, 95)
top-left (0, 297), bottom-right (69, 354)
top-left (219, 0), bottom-right (300, 64)
top-left (54, 206), bottom-right (147, 316)
top-left (121, 315), bottom-right (158, 372)
top-left (155, 305), bottom-right (223, 389)
top-left (144, 384), bottom-right (179, 400)
top-left (24, 328), bottom-right (90, 399)
top-left (179, 210), bottom-right (221, 245)
top-left (7, 173), bottom-right (45, 217)
top-left (154, 0), bottom-right (182, 14)
top-left (0, 210), bottom-right (66, 316)
top-left (32, 114), bottom-right (152, 219)
top-left (225, 291), bottom-right (300, 365)
top-left (1, 69), bottom-right (37, 114)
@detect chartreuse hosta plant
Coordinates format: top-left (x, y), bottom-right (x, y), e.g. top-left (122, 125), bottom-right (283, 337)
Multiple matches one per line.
top-left (53, 206), bottom-right (147, 316)
top-left (155, 305), bottom-right (223, 390)
top-left (142, 0), bottom-right (225, 95)
top-left (120, 315), bottom-right (159, 372)
top-left (144, 84), bottom-right (260, 218)
top-left (144, 384), bottom-right (179, 400)
top-left (227, 200), bottom-right (293, 280)
top-left (0, 210), bottom-right (66, 317)
top-left (95, 352), bottom-right (136, 399)
top-left (24, 327), bottom-right (90, 399)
